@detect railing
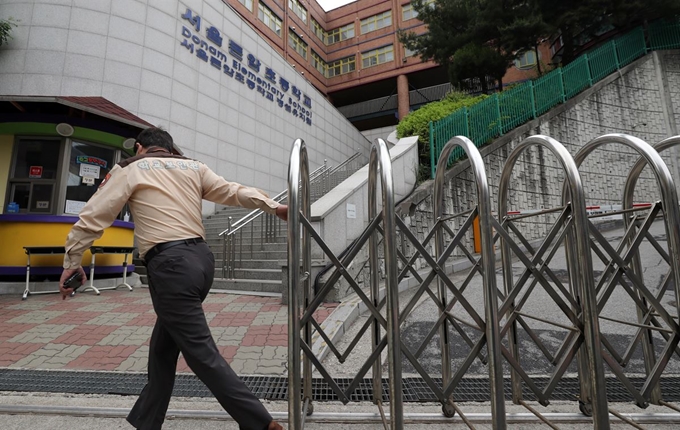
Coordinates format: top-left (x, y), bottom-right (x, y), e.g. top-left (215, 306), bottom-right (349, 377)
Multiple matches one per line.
top-left (219, 152), bottom-right (366, 278)
top-left (429, 18), bottom-right (680, 178)
top-left (286, 133), bottom-right (680, 428)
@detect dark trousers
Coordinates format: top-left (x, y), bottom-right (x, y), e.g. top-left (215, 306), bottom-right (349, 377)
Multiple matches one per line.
top-left (126, 241), bottom-right (272, 430)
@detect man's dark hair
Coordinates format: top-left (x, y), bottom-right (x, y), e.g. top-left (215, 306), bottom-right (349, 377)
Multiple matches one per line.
top-left (136, 127), bottom-right (174, 152)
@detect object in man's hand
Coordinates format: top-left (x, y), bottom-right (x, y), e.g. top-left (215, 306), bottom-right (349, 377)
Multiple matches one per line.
top-left (64, 272), bottom-right (83, 291)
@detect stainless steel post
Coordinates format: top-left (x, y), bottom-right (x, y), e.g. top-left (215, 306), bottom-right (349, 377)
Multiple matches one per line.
top-left (288, 139), bottom-right (310, 430)
top-left (435, 136), bottom-right (506, 428)
top-left (621, 135), bottom-right (680, 404)
top-left (369, 138), bottom-right (403, 429)
top-left (500, 135), bottom-right (609, 429)
top-left (369, 153), bottom-right (383, 402)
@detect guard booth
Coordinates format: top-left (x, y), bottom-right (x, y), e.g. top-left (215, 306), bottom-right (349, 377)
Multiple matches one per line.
top-left (0, 96), bottom-right (151, 285)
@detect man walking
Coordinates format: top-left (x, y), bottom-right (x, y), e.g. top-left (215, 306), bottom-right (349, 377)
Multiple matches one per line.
top-left (59, 127), bottom-right (286, 430)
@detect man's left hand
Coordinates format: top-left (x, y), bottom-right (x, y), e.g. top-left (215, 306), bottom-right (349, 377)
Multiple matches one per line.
top-left (276, 204), bottom-right (288, 222)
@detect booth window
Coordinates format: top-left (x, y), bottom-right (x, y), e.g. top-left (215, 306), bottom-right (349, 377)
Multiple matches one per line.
top-left (64, 141), bottom-right (116, 215)
top-left (7, 138), bottom-right (62, 214)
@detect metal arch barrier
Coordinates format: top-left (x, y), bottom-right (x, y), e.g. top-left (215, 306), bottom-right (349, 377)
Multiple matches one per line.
top-left (369, 138), bottom-right (404, 429)
top-left (565, 134), bottom-right (680, 413)
top-left (621, 135), bottom-right (680, 407)
top-left (495, 135), bottom-right (610, 429)
top-left (390, 136), bottom-right (507, 428)
top-left (287, 138), bottom-right (311, 429)
top-left (286, 138), bottom-right (404, 430)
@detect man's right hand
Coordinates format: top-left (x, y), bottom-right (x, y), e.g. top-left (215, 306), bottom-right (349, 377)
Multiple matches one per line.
top-left (59, 267), bottom-right (87, 300)
top-left (275, 204), bottom-right (288, 222)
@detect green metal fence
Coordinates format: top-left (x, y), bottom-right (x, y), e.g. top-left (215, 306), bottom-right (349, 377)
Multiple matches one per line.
top-left (428, 19), bottom-right (680, 178)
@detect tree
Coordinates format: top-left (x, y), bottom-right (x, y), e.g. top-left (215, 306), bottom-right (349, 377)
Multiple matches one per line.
top-left (499, 2), bottom-right (551, 74)
top-left (448, 43), bottom-right (508, 93)
top-left (399, 0), bottom-right (545, 92)
top-left (539, 0), bottom-right (680, 64)
top-left (401, 0), bottom-right (680, 88)
top-left (0, 18), bottom-right (18, 47)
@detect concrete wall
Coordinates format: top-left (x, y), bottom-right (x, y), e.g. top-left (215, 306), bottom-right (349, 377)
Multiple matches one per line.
top-left (304, 136), bottom-right (418, 302)
top-left (361, 125), bottom-right (396, 145)
top-left (0, 0), bottom-right (370, 214)
top-left (396, 51), bottom-right (680, 267)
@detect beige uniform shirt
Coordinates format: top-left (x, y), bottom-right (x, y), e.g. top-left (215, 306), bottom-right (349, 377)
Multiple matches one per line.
top-left (63, 151), bottom-right (280, 269)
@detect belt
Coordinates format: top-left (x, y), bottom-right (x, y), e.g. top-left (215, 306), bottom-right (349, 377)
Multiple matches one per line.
top-left (144, 237), bottom-right (205, 264)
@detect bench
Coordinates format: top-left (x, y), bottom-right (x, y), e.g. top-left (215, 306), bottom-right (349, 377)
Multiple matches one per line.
top-left (22, 246), bottom-right (136, 300)
top-left (82, 246), bottom-right (136, 295)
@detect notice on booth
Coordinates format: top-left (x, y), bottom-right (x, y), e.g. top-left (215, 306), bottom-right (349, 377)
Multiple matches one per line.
top-left (65, 200), bottom-right (87, 215)
top-left (29, 166), bottom-right (43, 178)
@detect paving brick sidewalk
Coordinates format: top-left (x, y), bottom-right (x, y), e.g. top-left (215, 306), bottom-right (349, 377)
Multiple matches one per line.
top-left (0, 288), bottom-right (337, 375)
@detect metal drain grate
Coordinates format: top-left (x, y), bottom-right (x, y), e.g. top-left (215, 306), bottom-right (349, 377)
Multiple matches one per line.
top-left (1, 369), bottom-right (679, 403)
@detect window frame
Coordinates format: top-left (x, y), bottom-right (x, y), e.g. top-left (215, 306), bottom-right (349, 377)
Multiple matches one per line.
top-left (258, 2), bottom-right (283, 37)
top-left (514, 50), bottom-right (538, 69)
top-left (238, 0), bottom-right (253, 12)
top-left (288, 0), bottom-right (308, 24)
top-left (328, 55), bottom-right (356, 77)
top-left (360, 10), bottom-right (392, 34)
top-left (361, 45), bottom-right (394, 68)
top-left (326, 23), bottom-right (355, 45)
top-left (311, 50), bottom-right (328, 77)
top-left (288, 29), bottom-right (308, 60)
top-left (312, 18), bottom-right (326, 43)
top-left (6, 136), bottom-right (64, 215)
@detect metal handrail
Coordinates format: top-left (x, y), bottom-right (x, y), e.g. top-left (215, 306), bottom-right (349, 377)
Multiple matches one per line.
top-left (218, 154), bottom-right (363, 237)
top-left (219, 151), bottom-right (367, 279)
top-left (218, 162), bottom-right (328, 237)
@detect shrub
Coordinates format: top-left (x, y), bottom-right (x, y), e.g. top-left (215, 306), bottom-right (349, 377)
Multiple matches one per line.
top-left (396, 90), bottom-right (487, 182)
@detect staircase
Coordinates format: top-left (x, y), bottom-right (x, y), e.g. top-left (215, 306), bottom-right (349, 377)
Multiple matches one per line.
top-left (202, 152), bottom-right (368, 295)
top-left (204, 206), bottom-right (286, 293)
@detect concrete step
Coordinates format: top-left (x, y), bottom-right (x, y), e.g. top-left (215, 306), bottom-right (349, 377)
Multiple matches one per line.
top-left (209, 250), bottom-right (288, 260)
top-left (213, 259), bottom-right (281, 269)
top-left (211, 278), bottom-right (282, 293)
top-left (205, 236), bottom-right (288, 249)
top-left (134, 266), bottom-right (147, 276)
top-left (219, 268), bottom-right (282, 280)
top-left (206, 240), bottom-right (287, 249)
top-left (203, 226), bottom-right (285, 235)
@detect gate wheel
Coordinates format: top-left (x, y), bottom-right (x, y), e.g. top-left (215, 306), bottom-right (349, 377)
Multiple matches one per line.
top-left (442, 401), bottom-right (456, 418)
top-left (578, 400), bottom-right (593, 417)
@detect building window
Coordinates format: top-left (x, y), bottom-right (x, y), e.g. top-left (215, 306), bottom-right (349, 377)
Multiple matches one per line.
top-left (64, 141), bottom-right (117, 215)
top-left (5, 138), bottom-right (121, 216)
top-left (238, 0), bottom-right (253, 12)
top-left (328, 55), bottom-right (356, 77)
top-left (289, 30), bottom-right (308, 59)
top-left (326, 23), bottom-right (355, 45)
top-left (514, 50), bottom-right (537, 69)
top-left (6, 138), bottom-right (62, 214)
top-left (402, 3), bottom-right (417, 21)
top-left (258, 2), bottom-right (282, 37)
top-left (312, 18), bottom-right (325, 43)
top-left (360, 10), bottom-right (392, 34)
top-left (312, 51), bottom-right (328, 77)
top-left (404, 45), bottom-right (417, 57)
top-left (402, 1), bottom-right (435, 21)
top-left (361, 45), bottom-right (394, 68)
top-left (288, 0), bottom-right (307, 24)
